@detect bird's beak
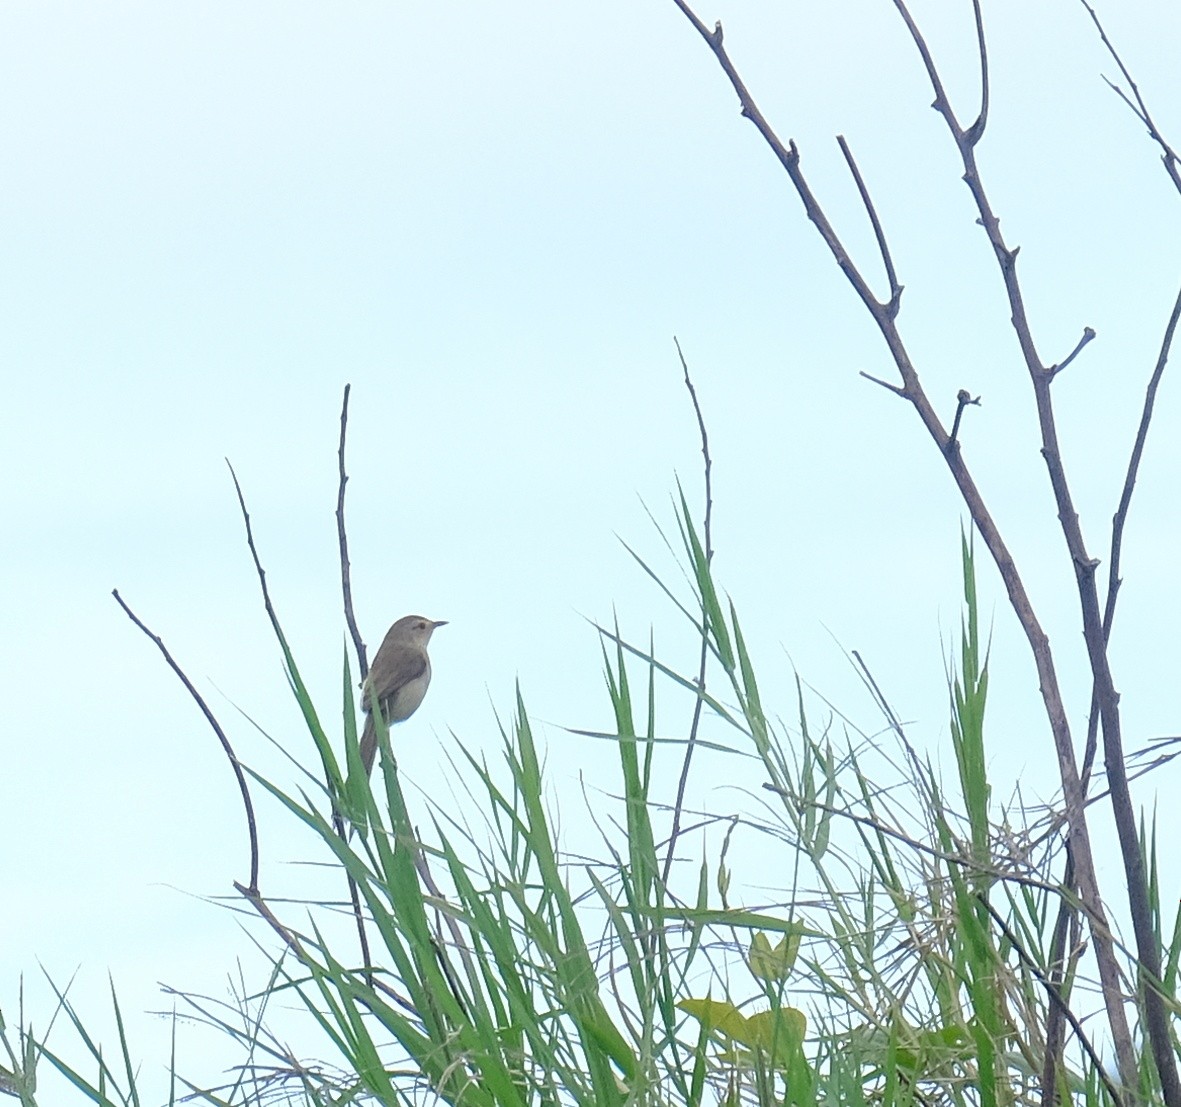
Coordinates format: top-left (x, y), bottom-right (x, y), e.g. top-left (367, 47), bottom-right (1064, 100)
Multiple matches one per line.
top-left (433, 620), bottom-right (449, 628)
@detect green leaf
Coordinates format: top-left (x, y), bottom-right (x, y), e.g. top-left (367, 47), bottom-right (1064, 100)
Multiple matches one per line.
top-left (677, 998), bottom-right (749, 1040)
top-left (747, 930), bottom-right (802, 983)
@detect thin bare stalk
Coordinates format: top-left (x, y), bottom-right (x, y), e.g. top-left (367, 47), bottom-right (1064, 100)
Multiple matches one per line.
top-left (112, 590), bottom-right (260, 893)
top-left (332, 387), bottom-right (377, 977)
top-left (336, 383), bottom-right (369, 681)
top-left (662, 338), bottom-right (715, 886)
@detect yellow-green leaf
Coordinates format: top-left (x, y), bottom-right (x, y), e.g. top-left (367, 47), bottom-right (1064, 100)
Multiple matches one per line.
top-left (744, 1008), bottom-right (806, 1054)
top-left (747, 930), bottom-right (801, 983)
top-left (677, 998), bottom-right (749, 1039)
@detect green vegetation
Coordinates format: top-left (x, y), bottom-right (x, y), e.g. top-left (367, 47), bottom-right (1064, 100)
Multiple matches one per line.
top-left (5, 499), bottom-right (1177, 1105)
top-left (7, 2), bottom-right (1180, 1104)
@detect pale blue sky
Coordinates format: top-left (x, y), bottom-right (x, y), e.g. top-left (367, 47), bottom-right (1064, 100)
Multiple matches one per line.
top-left (3, 0), bottom-right (1180, 1098)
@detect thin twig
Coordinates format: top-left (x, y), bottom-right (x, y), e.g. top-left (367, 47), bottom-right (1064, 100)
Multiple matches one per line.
top-left (337, 384), bottom-right (369, 682)
top-left (672, 7), bottom-right (1121, 1034)
top-left (229, 458), bottom-right (376, 972)
top-left (1048, 326), bottom-right (1096, 379)
top-left (964, 0), bottom-right (989, 146)
top-left (979, 895), bottom-right (1124, 1107)
top-left (947, 389), bottom-right (981, 452)
top-left (1080, 0), bottom-right (1181, 197)
top-left (836, 135), bottom-right (903, 316)
top-left (1052, 286), bottom-right (1181, 1101)
top-left (859, 371), bottom-right (906, 397)
top-left (668, 3), bottom-right (911, 358)
top-left (113, 590), bottom-right (259, 892)
top-left (335, 401), bottom-right (468, 1014)
top-left (330, 390), bottom-right (378, 977)
top-left (662, 337), bottom-right (714, 887)
top-left (1059, 7), bottom-right (1181, 1089)
top-left (1081, 284), bottom-right (1181, 791)
top-left (230, 880), bottom-right (412, 1011)
top-left (233, 882), bottom-right (309, 960)
top-left (1041, 844), bottom-right (1081, 1107)
top-left (227, 462), bottom-right (288, 648)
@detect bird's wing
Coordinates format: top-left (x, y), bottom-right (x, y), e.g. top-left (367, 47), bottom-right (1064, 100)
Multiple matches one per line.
top-left (365, 650), bottom-right (428, 711)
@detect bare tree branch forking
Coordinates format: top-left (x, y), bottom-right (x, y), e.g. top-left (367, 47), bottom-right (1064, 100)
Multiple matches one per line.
top-left (836, 134), bottom-right (903, 315)
top-left (671, 0), bottom-right (1178, 1093)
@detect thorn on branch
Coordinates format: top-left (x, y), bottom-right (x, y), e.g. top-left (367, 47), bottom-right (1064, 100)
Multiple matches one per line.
top-left (947, 388), bottom-right (981, 452)
top-left (1049, 327), bottom-right (1097, 379)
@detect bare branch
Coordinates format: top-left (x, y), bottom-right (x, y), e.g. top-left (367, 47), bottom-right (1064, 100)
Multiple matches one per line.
top-left (891, 0), bottom-right (965, 136)
top-left (676, 0), bottom-right (1149, 1086)
top-left (330, 390), bottom-right (379, 977)
top-left (413, 847), bottom-right (479, 1018)
top-left (889, 1), bottom-right (1161, 1089)
top-left (670, 4), bottom-right (910, 345)
top-left (1042, 845), bottom-right (1084, 1107)
top-left (1059, 12), bottom-right (1181, 1093)
top-left (233, 881), bottom-right (310, 960)
top-left (895, 0), bottom-right (1047, 373)
top-left (228, 458), bottom-right (377, 973)
top-left (114, 590), bottom-right (260, 893)
top-left (227, 462), bottom-right (285, 647)
top-left (337, 384), bottom-right (368, 681)
top-left (1081, 0), bottom-right (1181, 197)
top-left (1082, 282), bottom-right (1181, 789)
top-left (1105, 284), bottom-right (1181, 635)
top-left (231, 880), bottom-right (413, 1013)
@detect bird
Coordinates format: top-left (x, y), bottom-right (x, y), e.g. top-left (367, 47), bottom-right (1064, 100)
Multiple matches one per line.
top-left (359, 615), bottom-right (447, 775)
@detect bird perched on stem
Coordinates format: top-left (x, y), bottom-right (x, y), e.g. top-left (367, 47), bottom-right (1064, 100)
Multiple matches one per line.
top-left (359, 615), bottom-right (446, 775)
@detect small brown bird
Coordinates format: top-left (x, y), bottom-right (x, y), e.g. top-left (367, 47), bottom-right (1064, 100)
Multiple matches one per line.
top-left (359, 615), bottom-right (447, 775)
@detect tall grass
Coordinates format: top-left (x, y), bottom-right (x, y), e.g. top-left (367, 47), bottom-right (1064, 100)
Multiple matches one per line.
top-left (7, 500), bottom-right (1176, 1106)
